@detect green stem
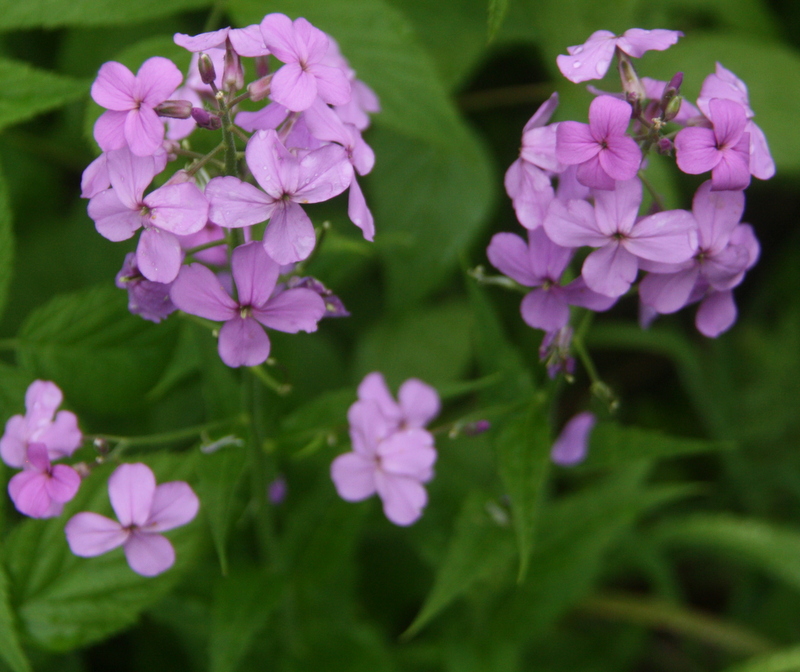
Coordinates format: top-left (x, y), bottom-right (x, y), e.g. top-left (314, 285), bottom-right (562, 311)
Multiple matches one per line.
top-left (578, 592), bottom-right (775, 656)
top-left (203, 0), bottom-right (228, 32)
top-left (572, 311), bottom-right (619, 412)
top-left (183, 142), bottom-right (226, 175)
top-left (96, 418), bottom-right (240, 456)
top-left (639, 171), bottom-right (665, 211)
top-left (185, 239), bottom-right (227, 258)
top-left (250, 364), bottom-right (291, 395)
top-left (468, 266), bottom-right (528, 293)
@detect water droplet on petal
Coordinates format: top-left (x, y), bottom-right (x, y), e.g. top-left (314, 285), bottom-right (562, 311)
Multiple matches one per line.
top-left (596, 62), bottom-right (605, 75)
top-left (572, 61), bottom-right (582, 69)
top-left (574, 46), bottom-right (584, 54)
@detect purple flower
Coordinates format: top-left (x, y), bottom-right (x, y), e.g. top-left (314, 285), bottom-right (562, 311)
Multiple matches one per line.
top-left (544, 177), bottom-right (697, 297)
top-left (169, 241), bottom-right (326, 368)
top-left (1, 380), bottom-right (82, 469)
top-left (487, 228), bottom-right (616, 331)
top-left (557, 29), bottom-right (682, 84)
top-left (92, 57), bottom-right (183, 157)
top-left (551, 412), bottom-right (596, 465)
top-left (115, 253), bottom-right (176, 323)
top-left (259, 13), bottom-right (351, 112)
top-left (8, 443), bottom-right (81, 519)
top-left (330, 373), bottom-right (440, 526)
top-left (174, 25), bottom-right (269, 57)
top-left (87, 148), bottom-right (209, 283)
top-left (675, 98), bottom-right (751, 191)
top-left (539, 326), bottom-right (575, 379)
top-left (65, 463), bottom-right (199, 577)
top-left (556, 95), bottom-right (641, 190)
top-left (697, 63), bottom-right (775, 180)
top-left (205, 129), bottom-right (352, 264)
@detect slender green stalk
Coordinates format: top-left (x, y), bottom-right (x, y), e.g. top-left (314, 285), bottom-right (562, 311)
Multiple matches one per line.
top-left (573, 310), bottom-right (619, 411)
top-left (203, 0), bottom-right (228, 32)
top-left (250, 364), bottom-right (291, 395)
top-left (95, 418), bottom-right (241, 457)
top-left (639, 170), bottom-right (666, 211)
top-left (185, 239), bottom-right (228, 258)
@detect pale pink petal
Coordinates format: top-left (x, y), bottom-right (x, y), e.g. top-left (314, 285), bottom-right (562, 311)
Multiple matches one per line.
top-left (124, 106), bottom-right (165, 157)
top-left (8, 471), bottom-right (52, 518)
top-left (711, 134), bottom-right (751, 191)
top-left (136, 57), bottom-right (183, 107)
top-left (170, 263), bottom-right (238, 321)
top-left (349, 399), bottom-right (393, 455)
top-left (93, 111), bottom-right (128, 152)
top-left (397, 380), bottom-right (440, 428)
top-left (556, 121), bottom-right (600, 165)
top-left (145, 482), bottom-right (199, 532)
top-left (109, 463), bottom-right (156, 527)
top-left (374, 472), bottom-right (427, 526)
top-left (348, 177), bottom-right (375, 241)
top-left (487, 232), bottom-right (540, 287)
top-left (709, 99), bottom-right (747, 148)
top-left (232, 241), bottom-right (280, 307)
top-left (582, 243), bottom-right (639, 297)
top-left (521, 124), bottom-right (563, 172)
top-left (46, 464), bottom-right (81, 503)
top-left (88, 189), bottom-right (143, 242)
top-left (357, 374), bottom-right (401, 425)
top-left (640, 267), bottom-right (700, 313)
top-left (229, 25), bottom-right (270, 56)
top-left (136, 228), bottom-right (183, 283)
top-left (696, 290), bottom-right (737, 337)
top-left (331, 452), bottom-right (377, 501)
top-left (593, 177), bottom-right (642, 237)
top-left (25, 442), bottom-right (50, 472)
top-left (144, 183), bottom-right (208, 235)
top-left (543, 198), bottom-right (605, 248)
top-left (692, 180), bottom-right (744, 251)
top-left (617, 29), bottom-right (682, 57)
top-left (65, 512), bottom-right (129, 556)
top-left (91, 61), bottom-right (136, 110)
top-left (206, 176), bottom-right (276, 228)
top-left (174, 28), bottom-right (230, 52)
top-left (520, 288), bottom-right (571, 331)
top-left (218, 316), bottom-right (271, 367)
top-left (675, 127), bottom-right (720, 175)
top-left (0, 416), bottom-right (27, 468)
top-left (551, 412), bottom-right (596, 465)
top-left (294, 144), bottom-right (352, 202)
top-left (747, 121), bottom-right (775, 180)
top-left (556, 32), bottom-right (616, 83)
top-left (577, 155), bottom-right (616, 190)
top-left (25, 381), bottom-right (62, 425)
top-left (307, 63), bottom-right (351, 106)
top-left (625, 209), bottom-right (697, 263)
top-left (106, 147), bottom-right (157, 208)
top-left (81, 153), bottom-right (110, 198)
top-left (589, 95), bottom-right (633, 140)
top-left (259, 13), bottom-right (302, 63)
top-left (270, 62), bottom-right (318, 112)
top-left (124, 531), bottom-right (175, 576)
top-left (253, 288), bottom-right (325, 333)
top-left (234, 104), bottom-right (290, 133)
top-left (262, 202), bottom-right (316, 265)
top-left (598, 134), bottom-right (641, 181)
top-left (522, 92), bottom-right (559, 132)
top-left (245, 129), bottom-right (295, 197)
top-left (378, 429), bottom-right (436, 480)
top-left (560, 276), bottom-right (617, 311)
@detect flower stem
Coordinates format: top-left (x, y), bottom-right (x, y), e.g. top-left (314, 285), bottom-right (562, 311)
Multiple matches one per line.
top-left (573, 310), bottom-right (619, 412)
top-left (249, 364), bottom-right (292, 396)
top-left (94, 418), bottom-right (242, 456)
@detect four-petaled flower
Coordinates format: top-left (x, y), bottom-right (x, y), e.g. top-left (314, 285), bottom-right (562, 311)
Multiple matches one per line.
top-left (8, 443), bottom-right (81, 519)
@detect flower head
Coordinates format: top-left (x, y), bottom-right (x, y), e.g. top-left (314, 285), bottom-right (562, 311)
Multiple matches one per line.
top-left (65, 463), bottom-right (199, 577)
top-left (8, 443), bottom-right (81, 518)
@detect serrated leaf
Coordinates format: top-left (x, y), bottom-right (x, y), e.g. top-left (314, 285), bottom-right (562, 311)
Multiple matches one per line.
top-left (722, 645), bottom-right (800, 672)
top-left (580, 422), bottom-right (735, 470)
top-left (0, 58), bottom-right (88, 134)
top-left (0, 0), bottom-right (212, 31)
top-left (0, 164), bottom-right (12, 321)
top-left (5, 452), bottom-right (200, 652)
top-left (487, 0), bottom-right (509, 42)
top-left (0, 550), bottom-right (32, 672)
top-left (209, 567), bottom-right (282, 672)
top-left (195, 444), bottom-right (247, 576)
top-left (15, 284), bottom-right (178, 416)
top-left (403, 491), bottom-right (515, 638)
top-left (495, 397), bottom-right (551, 581)
top-left (654, 515), bottom-right (800, 593)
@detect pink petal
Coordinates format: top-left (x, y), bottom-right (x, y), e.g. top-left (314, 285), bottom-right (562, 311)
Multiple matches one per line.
top-left (145, 481), bottom-right (199, 532)
top-left (487, 232), bottom-right (540, 286)
top-left (675, 127), bottom-right (720, 175)
top-left (598, 134), bottom-right (641, 181)
top-left (307, 63), bottom-right (351, 106)
top-left (46, 464), bottom-right (81, 503)
top-left (232, 241), bottom-right (280, 307)
top-left (106, 147), bottom-right (156, 208)
top-left (234, 104), bottom-right (290, 133)
top-left (696, 290), bottom-right (737, 337)
top-left (560, 276), bottom-right (617, 312)
top-left (93, 110), bottom-right (128, 152)
top-left (8, 471), bottom-right (52, 518)
top-left (617, 29), bottom-right (682, 57)
top-left (253, 288), bottom-right (325, 333)
top-left (747, 121), bottom-right (775, 180)
top-left (218, 316), bottom-right (271, 368)
top-left (124, 531), bottom-right (175, 576)
top-left (521, 124), bottom-right (563, 172)
top-left (331, 451), bottom-right (377, 501)
top-left (378, 429), bottom-right (437, 480)
top-left (135, 57), bottom-right (183, 107)
top-left (348, 177), bottom-right (375, 241)
top-left (543, 198), bottom-right (605, 248)
top-left (270, 62), bottom-right (318, 112)
top-left (357, 374), bottom-right (402, 426)
top-left (88, 189), bottom-right (143, 242)
top-left (259, 13), bottom-right (302, 63)
top-left (398, 380), bottom-right (441, 428)
top-left (124, 106), bottom-right (165, 157)
top-left (523, 91), bottom-right (559, 132)
top-left (520, 288), bottom-right (571, 331)
top-left (709, 98), bottom-right (747, 148)
top-left (109, 463), bottom-right (156, 527)
top-left (556, 32), bottom-right (616, 83)
top-left (81, 153), bottom-right (110, 199)
top-left (228, 25), bottom-right (270, 57)
top-left (25, 381), bottom-right (62, 425)
top-left (262, 202), bottom-right (316, 265)
top-left (711, 134), bottom-right (751, 191)
top-left (589, 95), bottom-right (633, 140)
top-left (65, 512), bottom-right (128, 556)
top-left (576, 155), bottom-right (616, 190)
top-left (174, 28), bottom-right (230, 52)
top-left (374, 472), bottom-right (427, 526)
top-left (592, 177), bottom-right (642, 237)
top-left (582, 243), bottom-right (639, 297)
top-left (556, 121), bottom-right (599, 165)
top-left (136, 228), bottom-right (183, 283)
top-left (25, 442), bottom-right (50, 472)
top-left (145, 183), bottom-right (209, 236)
top-left (91, 61), bottom-right (136, 110)
top-left (0, 416), bottom-right (27, 468)
top-left (245, 129), bottom-right (296, 197)
top-left (625, 209), bottom-right (697, 263)
top-left (170, 263), bottom-right (238, 321)
top-left (294, 144), bottom-right (353, 203)
top-left (639, 267), bottom-right (700, 313)
top-left (692, 180), bottom-right (744, 251)
top-left (206, 175), bottom-right (276, 228)
top-left (349, 398), bottom-right (394, 455)
top-left (551, 412), bottom-right (596, 466)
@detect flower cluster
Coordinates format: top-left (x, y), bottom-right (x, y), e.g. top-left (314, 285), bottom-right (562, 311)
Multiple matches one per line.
top-left (493, 28), bottom-right (772, 380)
top-left (82, 12), bottom-right (379, 367)
top-left (331, 373), bottom-right (440, 526)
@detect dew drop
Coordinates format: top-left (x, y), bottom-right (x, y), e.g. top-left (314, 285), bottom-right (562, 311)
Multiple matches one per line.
top-left (572, 61), bottom-right (582, 69)
top-left (596, 62), bottom-right (605, 75)
top-left (574, 46), bottom-right (584, 54)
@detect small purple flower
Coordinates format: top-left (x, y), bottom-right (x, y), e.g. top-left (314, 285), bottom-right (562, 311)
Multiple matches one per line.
top-left (268, 476), bottom-right (288, 504)
top-left (551, 412), bottom-right (596, 465)
top-left (92, 57), bottom-right (183, 157)
top-left (205, 129), bottom-right (352, 264)
top-left (115, 253), bottom-right (176, 323)
top-left (544, 177), bottom-right (697, 297)
top-left (65, 463), bottom-right (199, 577)
top-left (557, 29), bottom-right (682, 84)
top-left (169, 242), bottom-right (326, 368)
top-left (8, 443), bottom-right (81, 519)
top-left (487, 228), bottom-right (616, 331)
top-left (675, 98), bottom-right (751, 191)
top-left (556, 95), bottom-right (641, 190)
top-left (174, 25), bottom-right (269, 57)
top-left (259, 13), bottom-right (351, 112)
top-left (330, 373), bottom-right (440, 526)
top-left (1, 380), bottom-right (82, 469)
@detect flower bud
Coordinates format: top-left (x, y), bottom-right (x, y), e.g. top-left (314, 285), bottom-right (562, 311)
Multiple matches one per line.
top-left (154, 99), bottom-right (193, 119)
top-left (663, 94), bottom-right (683, 122)
top-left (657, 137), bottom-right (674, 155)
top-left (191, 107), bottom-right (222, 130)
top-left (247, 74), bottom-right (273, 102)
top-left (198, 52), bottom-right (217, 86)
top-left (223, 40), bottom-right (244, 92)
top-left (463, 420), bottom-right (491, 436)
top-left (617, 54), bottom-right (646, 104)
top-left (254, 55), bottom-right (271, 79)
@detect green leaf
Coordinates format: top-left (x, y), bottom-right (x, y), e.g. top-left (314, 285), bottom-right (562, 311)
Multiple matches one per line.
top-left (403, 491), bottom-right (516, 638)
top-left (0, 58), bottom-right (88, 134)
top-left (16, 284), bottom-right (178, 416)
top-left (580, 422), bottom-right (735, 470)
top-left (0, 163), bottom-right (12, 322)
top-left (0, 0), bottom-right (212, 31)
top-left (645, 34), bottom-right (800, 171)
top-left (195, 444), bottom-right (247, 576)
top-left (6, 452), bottom-right (201, 652)
top-left (209, 568), bottom-right (282, 672)
top-left (495, 397), bottom-right (551, 581)
top-left (637, 0), bottom-right (780, 41)
top-left (0, 548), bottom-right (32, 672)
top-left (0, 363), bottom-right (32, 421)
top-left (722, 645), bottom-right (800, 672)
top-left (655, 515), bottom-right (800, 593)
top-left (487, 0), bottom-right (509, 41)
top-left (354, 300), bottom-right (473, 389)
